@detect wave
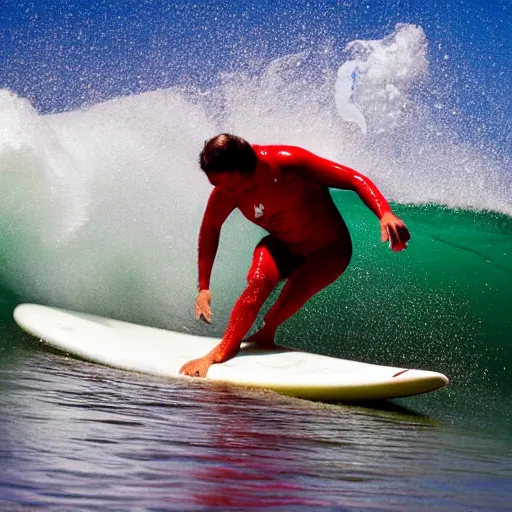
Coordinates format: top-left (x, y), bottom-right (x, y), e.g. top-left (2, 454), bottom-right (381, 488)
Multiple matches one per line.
top-left (0, 25), bottom-right (510, 391)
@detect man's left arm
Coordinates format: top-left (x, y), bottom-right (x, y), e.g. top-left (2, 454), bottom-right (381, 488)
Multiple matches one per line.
top-left (278, 146), bottom-right (411, 252)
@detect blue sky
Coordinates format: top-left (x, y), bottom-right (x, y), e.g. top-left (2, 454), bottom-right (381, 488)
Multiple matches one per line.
top-left (1, 0), bottom-right (511, 152)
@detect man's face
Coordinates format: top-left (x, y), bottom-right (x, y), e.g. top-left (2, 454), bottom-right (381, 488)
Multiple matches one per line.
top-left (206, 171), bottom-right (247, 195)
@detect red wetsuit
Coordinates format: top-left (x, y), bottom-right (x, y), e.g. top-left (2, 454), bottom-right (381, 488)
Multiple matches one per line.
top-left (193, 145), bottom-right (393, 365)
top-left (199, 145), bottom-right (391, 286)
top-left (199, 145), bottom-right (391, 359)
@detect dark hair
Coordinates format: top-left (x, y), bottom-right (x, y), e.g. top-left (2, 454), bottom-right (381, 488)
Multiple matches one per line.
top-left (199, 134), bottom-right (257, 174)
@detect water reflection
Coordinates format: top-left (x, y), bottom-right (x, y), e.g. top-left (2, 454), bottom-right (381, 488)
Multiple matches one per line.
top-left (0, 348), bottom-right (510, 511)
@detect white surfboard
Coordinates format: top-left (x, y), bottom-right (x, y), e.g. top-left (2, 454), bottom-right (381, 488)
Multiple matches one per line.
top-left (14, 304), bottom-right (448, 402)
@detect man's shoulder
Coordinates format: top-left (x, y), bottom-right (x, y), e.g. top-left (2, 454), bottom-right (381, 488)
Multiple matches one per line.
top-left (205, 187), bottom-right (237, 221)
top-left (253, 144), bottom-right (309, 167)
top-left (253, 144), bottom-right (304, 154)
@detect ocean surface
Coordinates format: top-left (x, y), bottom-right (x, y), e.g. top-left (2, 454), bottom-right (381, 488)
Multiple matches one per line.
top-left (1, 5), bottom-right (512, 510)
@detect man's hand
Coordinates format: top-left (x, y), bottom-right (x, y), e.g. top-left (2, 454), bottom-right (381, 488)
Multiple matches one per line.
top-left (196, 289), bottom-right (212, 323)
top-left (380, 212), bottom-right (411, 252)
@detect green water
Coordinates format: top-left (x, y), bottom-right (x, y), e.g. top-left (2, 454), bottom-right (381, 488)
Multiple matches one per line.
top-left (272, 193), bottom-right (512, 396)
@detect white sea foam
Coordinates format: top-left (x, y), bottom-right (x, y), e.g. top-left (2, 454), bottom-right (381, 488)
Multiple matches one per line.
top-left (335, 23), bottom-right (428, 135)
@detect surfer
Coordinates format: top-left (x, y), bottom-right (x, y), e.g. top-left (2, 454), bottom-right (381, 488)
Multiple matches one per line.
top-left (180, 134), bottom-right (410, 377)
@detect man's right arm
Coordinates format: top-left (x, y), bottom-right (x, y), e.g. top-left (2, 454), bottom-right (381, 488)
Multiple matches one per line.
top-left (196, 188), bottom-right (236, 322)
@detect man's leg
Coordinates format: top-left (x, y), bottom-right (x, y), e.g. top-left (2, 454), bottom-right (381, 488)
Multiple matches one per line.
top-left (180, 243), bottom-right (281, 376)
top-left (248, 241), bottom-right (352, 346)
top-left (212, 243), bottom-right (281, 360)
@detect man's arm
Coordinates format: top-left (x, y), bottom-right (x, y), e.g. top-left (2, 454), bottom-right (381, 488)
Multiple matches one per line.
top-left (277, 146), bottom-right (391, 218)
top-left (276, 146), bottom-right (410, 251)
top-left (196, 188), bottom-right (236, 322)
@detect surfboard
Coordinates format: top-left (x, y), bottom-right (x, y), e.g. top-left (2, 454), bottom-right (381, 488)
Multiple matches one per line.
top-left (13, 304), bottom-right (448, 402)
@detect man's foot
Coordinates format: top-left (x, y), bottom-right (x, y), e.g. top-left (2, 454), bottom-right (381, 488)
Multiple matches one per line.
top-left (179, 355), bottom-right (214, 378)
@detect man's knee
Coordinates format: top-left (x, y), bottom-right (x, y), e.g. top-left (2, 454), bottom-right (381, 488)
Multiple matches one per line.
top-left (341, 245), bottom-right (352, 270)
top-left (333, 240), bottom-right (352, 272)
top-left (242, 272), bottom-right (277, 309)
top-left (313, 244), bottom-right (352, 288)
top-left (246, 271), bottom-right (277, 294)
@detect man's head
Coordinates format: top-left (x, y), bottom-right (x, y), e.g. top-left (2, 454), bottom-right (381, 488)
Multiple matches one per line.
top-left (200, 134), bottom-right (257, 174)
top-left (199, 134), bottom-right (258, 194)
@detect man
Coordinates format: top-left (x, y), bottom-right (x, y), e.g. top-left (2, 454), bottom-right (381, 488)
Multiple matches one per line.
top-left (180, 134), bottom-right (410, 377)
